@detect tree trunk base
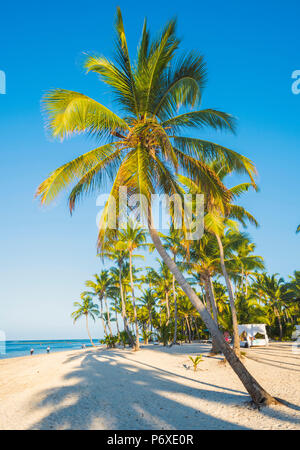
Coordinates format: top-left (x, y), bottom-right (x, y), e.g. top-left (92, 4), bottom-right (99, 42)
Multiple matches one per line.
top-left (247, 396), bottom-right (281, 409)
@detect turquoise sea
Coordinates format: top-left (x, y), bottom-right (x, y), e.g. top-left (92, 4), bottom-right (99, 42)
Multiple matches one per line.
top-left (0, 339), bottom-right (100, 359)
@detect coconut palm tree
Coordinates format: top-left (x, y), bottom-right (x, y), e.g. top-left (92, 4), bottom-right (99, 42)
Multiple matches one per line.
top-left (177, 293), bottom-right (199, 343)
top-left (179, 158), bottom-right (259, 357)
top-left (85, 271), bottom-right (117, 337)
top-left (139, 288), bottom-right (157, 337)
top-left (108, 257), bottom-right (134, 346)
top-left (186, 232), bottom-right (221, 352)
top-left (224, 231), bottom-right (264, 296)
top-left (252, 273), bottom-right (287, 340)
top-left (117, 222), bottom-right (147, 350)
top-left (160, 228), bottom-right (184, 345)
top-left (36, 8), bottom-right (276, 405)
top-left (147, 261), bottom-right (173, 326)
top-left (71, 294), bottom-right (99, 347)
top-left (110, 292), bottom-right (122, 338)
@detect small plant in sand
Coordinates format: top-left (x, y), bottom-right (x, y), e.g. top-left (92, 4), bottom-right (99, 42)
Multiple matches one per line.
top-left (188, 355), bottom-right (203, 372)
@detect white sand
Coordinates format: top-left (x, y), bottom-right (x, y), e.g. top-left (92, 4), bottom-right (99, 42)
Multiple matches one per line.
top-left (0, 342), bottom-right (299, 430)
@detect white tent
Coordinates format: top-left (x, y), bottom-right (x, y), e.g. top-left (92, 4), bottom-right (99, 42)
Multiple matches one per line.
top-left (292, 325), bottom-right (300, 340)
top-left (238, 324), bottom-right (269, 347)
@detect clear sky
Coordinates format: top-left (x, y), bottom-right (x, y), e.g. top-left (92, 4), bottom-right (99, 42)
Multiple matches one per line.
top-left (1, 0), bottom-right (299, 340)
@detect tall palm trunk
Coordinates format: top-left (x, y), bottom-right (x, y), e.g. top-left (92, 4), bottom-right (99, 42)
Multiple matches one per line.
top-left (85, 314), bottom-right (95, 347)
top-left (129, 251), bottom-right (140, 350)
top-left (118, 261), bottom-right (134, 347)
top-left (148, 222), bottom-right (277, 406)
top-left (245, 272), bottom-right (248, 297)
top-left (115, 304), bottom-right (120, 339)
top-left (215, 233), bottom-right (240, 357)
top-left (274, 307), bottom-right (283, 341)
top-left (186, 316), bottom-right (192, 343)
top-left (99, 296), bottom-right (108, 337)
top-left (104, 294), bottom-right (113, 336)
top-left (172, 274), bottom-right (178, 345)
top-left (165, 291), bottom-right (170, 325)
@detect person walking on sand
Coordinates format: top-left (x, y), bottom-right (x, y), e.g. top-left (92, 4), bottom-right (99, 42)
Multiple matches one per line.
top-left (30, 348), bottom-right (34, 355)
top-left (46, 346), bottom-right (50, 354)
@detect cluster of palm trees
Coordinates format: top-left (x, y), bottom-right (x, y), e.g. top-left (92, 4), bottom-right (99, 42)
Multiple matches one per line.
top-left (72, 226), bottom-right (300, 351)
top-left (36, 8), bottom-right (299, 405)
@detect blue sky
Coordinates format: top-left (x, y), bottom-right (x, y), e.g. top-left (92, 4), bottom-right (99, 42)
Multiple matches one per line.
top-left (0, 0), bottom-right (299, 340)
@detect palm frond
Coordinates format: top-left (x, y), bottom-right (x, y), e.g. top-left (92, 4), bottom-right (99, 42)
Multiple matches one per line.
top-left (43, 89), bottom-right (128, 139)
top-left (153, 52), bottom-right (207, 119)
top-left (114, 7), bottom-right (139, 115)
top-left (36, 144), bottom-right (121, 205)
top-left (228, 205), bottom-right (259, 228)
top-left (163, 109), bottom-right (236, 133)
top-left (172, 136), bottom-right (257, 185)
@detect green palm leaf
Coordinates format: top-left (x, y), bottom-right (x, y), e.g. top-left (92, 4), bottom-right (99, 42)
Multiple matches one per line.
top-left (36, 144), bottom-right (121, 205)
top-left (43, 89), bottom-right (128, 139)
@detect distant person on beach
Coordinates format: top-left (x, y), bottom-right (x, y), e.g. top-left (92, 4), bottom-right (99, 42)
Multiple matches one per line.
top-left (46, 346), bottom-right (50, 354)
top-left (30, 348), bottom-right (34, 355)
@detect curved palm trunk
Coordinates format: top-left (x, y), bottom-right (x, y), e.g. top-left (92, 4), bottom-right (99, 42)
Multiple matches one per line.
top-left (215, 233), bottom-right (240, 357)
top-left (204, 275), bottom-right (221, 354)
top-left (129, 251), bottom-right (140, 350)
top-left (99, 296), bottom-right (108, 337)
top-left (85, 314), bottom-right (95, 347)
top-left (148, 222), bottom-right (277, 406)
top-left (104, 294), bottom-right (113, 336)
top-left (118, 262), bottom-right (134, 347)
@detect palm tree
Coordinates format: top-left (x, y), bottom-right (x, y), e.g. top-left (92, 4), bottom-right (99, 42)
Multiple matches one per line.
top-left (187, 232), bottom-right (221, 352)
top-left (85, 271), bottom-right (117, 337)
top-left (160, 228), bottom-right (184, 345)
top-left (179, 159), bottom-right (259, 357)
top-left (225, 231), bottom-right (264, 296)
top-left (139, 288), bottom-right (157, 338)
top-left (71, 294), bottom-right (99, 347)
top-left (117, 222), bottom-right (147, 350)
top-left (147, 261), bottom-right (173, 326)
top-left (110, 292), bottom-right (122, 338)
top-left (100, 245), bottom-right (135, 346)
top-left (36, 8), bottom-right (276, 405)
top-left (285, 271), bottom-right (300, 321)
top-left (177, 293), bottom-right (199, 343)
top-left (252, 273), bottom-right (286, 340)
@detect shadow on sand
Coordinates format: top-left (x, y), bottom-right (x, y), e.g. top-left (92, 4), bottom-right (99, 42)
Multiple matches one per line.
top-left (27, 345), bottom-right (300, 430)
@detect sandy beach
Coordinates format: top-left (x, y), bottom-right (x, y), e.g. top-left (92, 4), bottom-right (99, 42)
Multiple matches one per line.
top-left (0, 342), bottom-right (299, 430)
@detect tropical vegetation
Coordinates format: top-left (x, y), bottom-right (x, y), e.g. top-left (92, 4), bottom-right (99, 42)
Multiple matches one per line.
top-left (36, 8), bottom-right (299, 406)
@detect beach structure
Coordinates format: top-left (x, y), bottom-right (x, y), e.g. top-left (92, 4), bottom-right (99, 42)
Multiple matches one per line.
top-left (238, 324), bottom-right (269, 347)
top-left (292, 325), bottom-right (300, 340)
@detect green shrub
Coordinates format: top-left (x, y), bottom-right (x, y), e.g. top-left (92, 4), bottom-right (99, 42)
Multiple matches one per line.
top-left (100, 335), bottom-right (119, 348)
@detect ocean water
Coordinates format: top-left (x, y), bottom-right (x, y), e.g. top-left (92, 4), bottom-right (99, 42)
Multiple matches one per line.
top-left (0, 339), bottom-right (100, 359)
